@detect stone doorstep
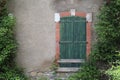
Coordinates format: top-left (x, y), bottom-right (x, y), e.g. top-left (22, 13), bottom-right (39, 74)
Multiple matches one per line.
top-left (57, 59), bottom-right (85, 63)
top-left (57, 67), bottom-right (80, 73)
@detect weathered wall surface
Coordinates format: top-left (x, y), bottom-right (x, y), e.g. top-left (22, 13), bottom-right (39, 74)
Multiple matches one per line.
top-left (9, 0), bottom-right (55, 73)
top-left (8, 0), bottom-right (103, 74)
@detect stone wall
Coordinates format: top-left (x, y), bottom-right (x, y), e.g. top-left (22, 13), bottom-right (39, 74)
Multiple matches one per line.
top-left (8, 0), bottom-right (103, 75)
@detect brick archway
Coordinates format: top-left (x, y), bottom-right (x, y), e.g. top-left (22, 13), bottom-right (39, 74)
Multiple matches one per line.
top-left (55, 11), bottom-right (91, 62)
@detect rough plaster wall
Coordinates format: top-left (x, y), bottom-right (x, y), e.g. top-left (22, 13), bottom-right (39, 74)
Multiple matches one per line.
top-left (8, 0), bottom-right (103, 74)
top-left (9, 0), bottom-right (55, 73)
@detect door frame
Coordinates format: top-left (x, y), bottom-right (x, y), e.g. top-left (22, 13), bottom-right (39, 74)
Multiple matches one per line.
top-left (55, 11), bottom-right (92, 62)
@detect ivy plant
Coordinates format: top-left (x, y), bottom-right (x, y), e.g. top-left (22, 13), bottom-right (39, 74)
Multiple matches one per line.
top-left (68, 0), bottom-right (120, 80)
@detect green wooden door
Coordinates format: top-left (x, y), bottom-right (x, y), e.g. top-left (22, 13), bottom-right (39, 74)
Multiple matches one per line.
top-left (60, 16), bottom-right (86, 67)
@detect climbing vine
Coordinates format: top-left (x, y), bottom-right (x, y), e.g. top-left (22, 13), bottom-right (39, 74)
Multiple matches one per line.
top-left (68, 0), bottom-right (120, 80)
top-left (0, 0), bottom-right (27, 79)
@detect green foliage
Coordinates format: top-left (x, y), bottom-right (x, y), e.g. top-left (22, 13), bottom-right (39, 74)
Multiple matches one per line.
top-left (106, 51), bottom-right (120, 80)
top-left (0, 66), bottom-right (27, 80)
top-left (0, 27), bottom-right (17, 65)
top-left (0, 0), bottom-right (8, 17)
top-left (0, 14), bottom-right (16, 28)
top-left (50, 62), bottom-right (59, 71)
top-left (0, 0), bottom-right (27, 80)
top-left (106, 66), bottom-right (120, 80)
top-left (68, 0), bottom-right (120, 80)
top-left (68, 63), bottom-right (100, 80)
top-left (38, 76), bottom-right (48, 80)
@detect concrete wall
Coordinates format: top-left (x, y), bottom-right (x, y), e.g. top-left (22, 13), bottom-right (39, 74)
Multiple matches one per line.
top-left (8, 0), bottom-right (103, 74)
